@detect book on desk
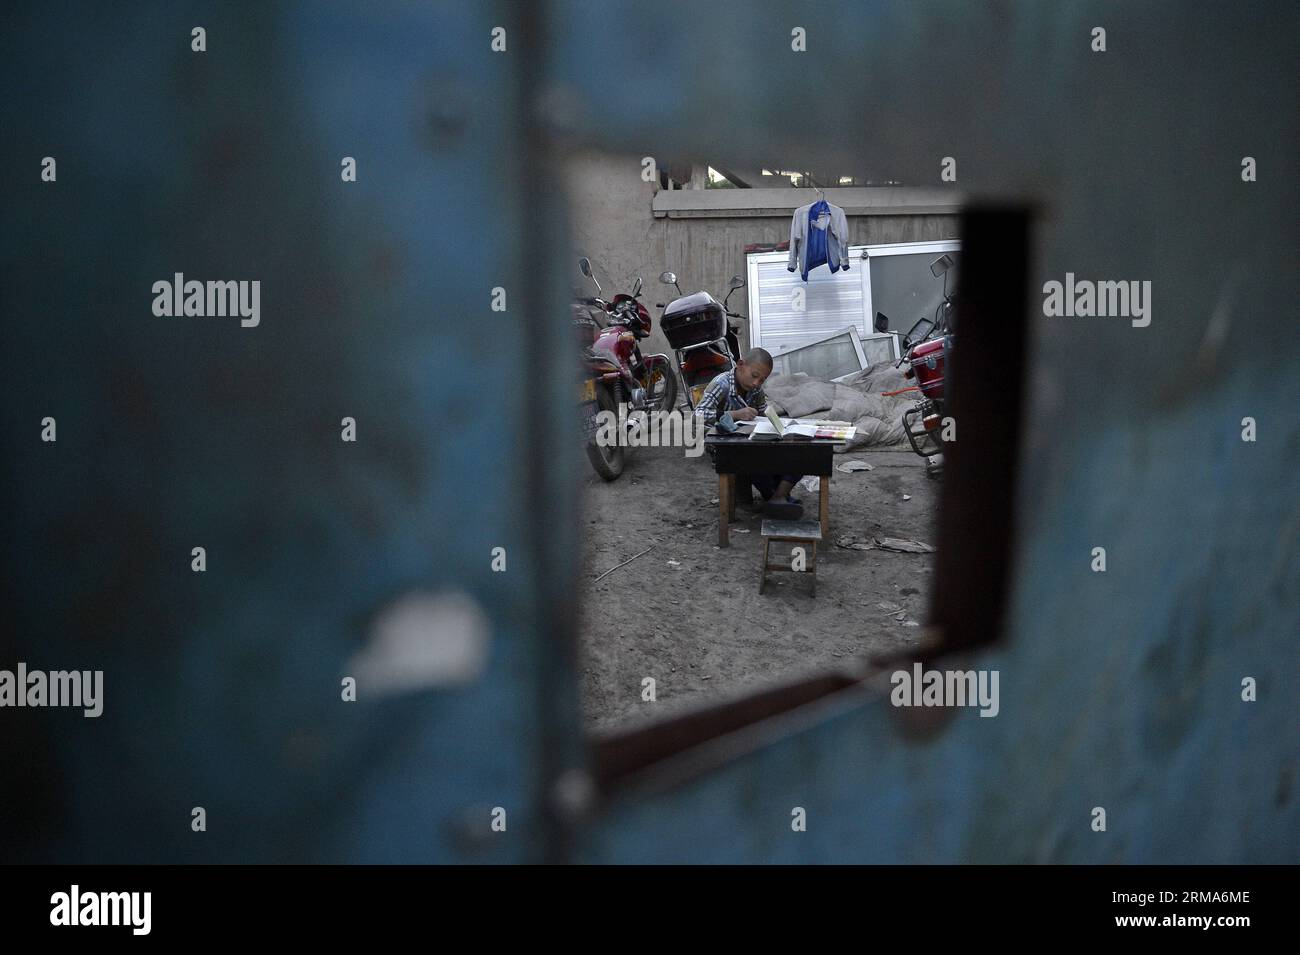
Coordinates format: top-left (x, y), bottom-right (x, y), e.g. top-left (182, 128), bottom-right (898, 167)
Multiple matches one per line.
top-left (748, 406), bottom-right (857, 442)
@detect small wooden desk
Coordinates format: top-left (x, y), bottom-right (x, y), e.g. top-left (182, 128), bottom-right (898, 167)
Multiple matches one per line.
top-left (705, 434), bottom-right (840, 547)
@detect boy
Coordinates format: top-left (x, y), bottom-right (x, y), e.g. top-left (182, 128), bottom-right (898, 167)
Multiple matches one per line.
top-left (694, 348), bottom-right (804, 519)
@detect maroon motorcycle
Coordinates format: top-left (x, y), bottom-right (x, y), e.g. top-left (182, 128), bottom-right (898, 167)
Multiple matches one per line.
top-left (576, 257), bottom-right (677, 481)
top-left (894, 254), bottom-right (957, 467)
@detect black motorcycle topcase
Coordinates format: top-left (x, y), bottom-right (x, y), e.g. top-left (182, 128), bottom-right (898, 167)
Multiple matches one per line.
top-left (661, 291), bottom-right (726, 350)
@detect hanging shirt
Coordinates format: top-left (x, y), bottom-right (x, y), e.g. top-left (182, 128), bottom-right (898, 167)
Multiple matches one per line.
top-left (787, 199), bottom-right (851, 281)
top-left (804, 200), bottom-right (831, 278)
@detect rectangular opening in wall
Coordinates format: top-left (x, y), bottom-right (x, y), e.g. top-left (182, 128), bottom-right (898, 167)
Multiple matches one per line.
top-left (566, 150), bottom-right (1027, 792)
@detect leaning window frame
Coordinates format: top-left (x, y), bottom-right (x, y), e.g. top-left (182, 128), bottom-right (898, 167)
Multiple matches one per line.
top-left (766, 324), bottom-right (900, 381)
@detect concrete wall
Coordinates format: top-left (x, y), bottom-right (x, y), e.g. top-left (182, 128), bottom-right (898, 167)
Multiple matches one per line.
top-left (566, 151), bottom-right (960, 358)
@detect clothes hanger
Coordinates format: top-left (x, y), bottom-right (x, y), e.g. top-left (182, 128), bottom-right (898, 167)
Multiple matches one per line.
top-left (804, 175), bottom-right (833, 222)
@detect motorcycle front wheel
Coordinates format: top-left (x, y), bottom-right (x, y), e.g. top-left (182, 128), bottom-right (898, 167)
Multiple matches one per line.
top-left (586, 381), bottom-right (625, 481)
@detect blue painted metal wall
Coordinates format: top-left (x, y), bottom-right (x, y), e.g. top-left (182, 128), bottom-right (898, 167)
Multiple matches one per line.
top-left (2, 0), bottom-right (582, 863)
top-left (552, 0), bottom-right (1299, 863)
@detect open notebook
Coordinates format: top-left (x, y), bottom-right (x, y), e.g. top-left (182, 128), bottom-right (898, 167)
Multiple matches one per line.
top-left (750, 406), bottom-right (856, 441)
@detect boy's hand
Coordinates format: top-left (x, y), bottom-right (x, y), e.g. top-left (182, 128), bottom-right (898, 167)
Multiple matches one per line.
top-left (731, 407), bottom-right (758, 421)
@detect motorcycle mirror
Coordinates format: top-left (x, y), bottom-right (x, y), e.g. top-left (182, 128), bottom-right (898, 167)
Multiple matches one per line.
top-left (874, 311), bottom-right (890, 334)
top-left (929, 253), bottom-right (954, 278)
top-left (632, 277), bottom-right (642, 298)
top-left (728, 276), bottom-right (745, 291)
top-left (658, 271), bottom-right (676, 286)
top-left (579, 257), bottom-right (593, 278)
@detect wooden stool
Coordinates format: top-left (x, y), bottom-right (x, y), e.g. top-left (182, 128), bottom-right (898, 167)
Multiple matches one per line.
top-left (759, 518), bottom-right (822, 596)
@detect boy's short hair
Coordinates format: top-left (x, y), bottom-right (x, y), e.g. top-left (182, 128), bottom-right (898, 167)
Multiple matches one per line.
top-left (742, 347), bottom-right (773, 371)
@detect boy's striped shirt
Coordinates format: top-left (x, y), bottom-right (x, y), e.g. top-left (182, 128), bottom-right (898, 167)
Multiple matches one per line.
top-left (693, 368), bottom-right (768, 426)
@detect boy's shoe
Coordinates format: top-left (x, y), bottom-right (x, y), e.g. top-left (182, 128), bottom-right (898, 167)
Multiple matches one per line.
top-left (763, 497), bottom-right (804, 520)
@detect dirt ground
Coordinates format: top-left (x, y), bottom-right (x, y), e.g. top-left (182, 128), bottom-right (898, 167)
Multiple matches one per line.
top-left (577, 441), bottom-right (940, 733)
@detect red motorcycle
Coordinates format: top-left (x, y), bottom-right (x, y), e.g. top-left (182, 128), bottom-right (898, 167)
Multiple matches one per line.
top-left (577, 257), bottom-right (678, 481)
top-left (894, 254), bottom-right (957, 464)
